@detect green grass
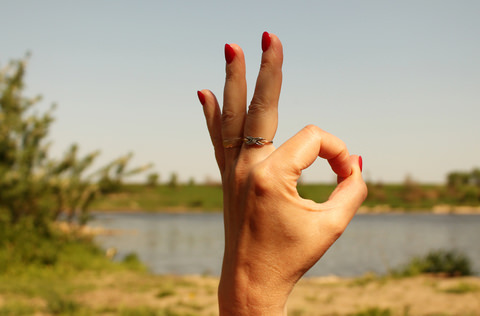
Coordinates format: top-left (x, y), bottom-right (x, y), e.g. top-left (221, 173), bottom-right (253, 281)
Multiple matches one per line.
top-left (442, 282), bottom-right (479, 294)
top-left (0, 301), bottom-right (35, 316)
top-left (348, 307), bottom-right (392, 316)
top-left (90, 182), bottom-right (480, 213)
top-left (92, 184), bottom-right (224, 211)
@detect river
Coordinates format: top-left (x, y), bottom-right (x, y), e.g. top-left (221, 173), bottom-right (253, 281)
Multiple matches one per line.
top-left (90, 212), bottom-right (480, 277)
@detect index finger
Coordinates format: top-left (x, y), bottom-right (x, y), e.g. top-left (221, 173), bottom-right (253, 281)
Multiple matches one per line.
top-left (270, 125), bottom-right (352, 179)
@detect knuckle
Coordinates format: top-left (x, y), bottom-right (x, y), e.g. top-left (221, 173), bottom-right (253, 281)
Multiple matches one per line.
top-left (248, 98), bottom-right (277, 118)
top-left (260, 60), bottom-right (281, 75)
top-left (248, 98), bottom-right (269, 115)
top-left (249, 164), bottom-right (271, 195)
top-left (327, 218), bottom-right (347, 241)
top-left (303, 124), bottom-right (321, 135)
top-left (221, 109), bottom-right (238, 124)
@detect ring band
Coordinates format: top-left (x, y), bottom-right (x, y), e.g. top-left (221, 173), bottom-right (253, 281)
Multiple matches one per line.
top-left (244, 136), bottom-right (273, 146)
top-left (223, 136), bottom-right (273, 148)
top-left (223, 138), bottom-right (244, 148)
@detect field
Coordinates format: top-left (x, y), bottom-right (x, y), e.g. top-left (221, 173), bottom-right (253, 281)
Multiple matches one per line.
top-left (90, 183), bottom-right (480, 213)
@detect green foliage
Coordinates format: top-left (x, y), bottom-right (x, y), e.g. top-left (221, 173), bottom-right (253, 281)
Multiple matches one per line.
top-left (0, 56), bottom-right (150, 227)
top-left (0, 217), bottom-right (129, 274)
top-left (45, 291), bottom-right (87, 315)
top-left (393, 249), bottom-right (473, 277)
top-left (296, 183), bottom-right (337, 202)
top-left (442, 281), bottom-right (479, 294)
top-left (156, 288), bottom-right (176, 298)
top-left (92, 183), bottom-right (224, 211)
top-left (447, 168), bottom-right (480, 188)
top-left (146, 172), bottom-right (159, 187)
top-left (168, 172), bottom-right (179, 188)
top-left (0, 302), bottom-right (35, 316)
top-left (122, 252), bottom-right (147, 272)
top-left (445, 169), bottom-right (480, 205)
top-left (348, 307), bottom-right (392, 316)
top-left (118, 307), bottom-right (190, 316)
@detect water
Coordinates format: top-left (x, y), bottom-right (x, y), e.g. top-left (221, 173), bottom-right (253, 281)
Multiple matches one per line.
top-left (90, 212), bottom-right (480, 277)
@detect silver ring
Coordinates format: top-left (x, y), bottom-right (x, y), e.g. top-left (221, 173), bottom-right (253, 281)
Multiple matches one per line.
top-left (243, 136), bottom-right (273, 146)
top-left (223, 136), bottom-right (274, 148)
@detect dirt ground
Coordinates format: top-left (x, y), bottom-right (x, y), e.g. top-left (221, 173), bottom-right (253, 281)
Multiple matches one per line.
top-left (77, 273), bottom-right (480, 315)
top-left (1, 272), bottom-right (479, 315)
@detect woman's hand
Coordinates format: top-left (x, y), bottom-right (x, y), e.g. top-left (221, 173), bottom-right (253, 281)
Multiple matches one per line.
top-left (198, 32), bottom-right (367, 315)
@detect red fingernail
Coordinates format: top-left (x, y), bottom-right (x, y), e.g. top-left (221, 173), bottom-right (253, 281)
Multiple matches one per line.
top-left (359, 156), bottom-right (363, 172)
top-left (197, 90), bottom-right (206, 106)
top-left (262, 31), bottom-right (271, 52)
top-left (224, 44), bottom-right (235, 64)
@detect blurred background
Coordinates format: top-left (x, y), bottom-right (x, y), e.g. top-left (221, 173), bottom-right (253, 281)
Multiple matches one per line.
top-left (1, 1), bottom-right (479, 315)
top-left (2, 0), bottom-right (479, 184)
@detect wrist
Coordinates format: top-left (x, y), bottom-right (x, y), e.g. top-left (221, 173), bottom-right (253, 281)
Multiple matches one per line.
top-left (218, 280), bottom-right (287, 316)
top-left (217, 260), bottom-right (293, 316)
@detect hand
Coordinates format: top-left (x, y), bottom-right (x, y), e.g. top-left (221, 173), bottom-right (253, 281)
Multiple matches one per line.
top-left (198, 32), bottom-right (367, 315)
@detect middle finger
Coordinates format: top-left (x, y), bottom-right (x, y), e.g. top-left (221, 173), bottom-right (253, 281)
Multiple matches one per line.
top-left (222, 43), bottom-right (247, 161)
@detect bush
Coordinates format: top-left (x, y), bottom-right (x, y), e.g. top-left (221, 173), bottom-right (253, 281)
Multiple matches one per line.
top-left (1, 57), bottom-right (151, 227)
top-left (0, 216), bottom-right (138, 275)
top-left (394, 249), bottom-right (473, 277)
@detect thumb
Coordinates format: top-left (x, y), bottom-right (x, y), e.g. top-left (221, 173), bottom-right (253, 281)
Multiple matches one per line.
top-left (269, 125), bottom-right (352, 179)
top-left (320, 155), bottom-right (368, 225)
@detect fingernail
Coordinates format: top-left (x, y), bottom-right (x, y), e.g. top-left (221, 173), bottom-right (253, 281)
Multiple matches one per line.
top-left (224, 44), bottom-right (235, 64)
top-left (359, 156), bottom-right (363, 172)
top-left (262, 31), bottom-right (271, 52)
top-left (197, 90), bottom-right (206, 106)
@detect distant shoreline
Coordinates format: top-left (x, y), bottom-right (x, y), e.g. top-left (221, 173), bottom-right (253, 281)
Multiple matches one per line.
top-left (90, 205), bottom-right (480, 215)
top-left (358, 205), bottom-right (480, 215)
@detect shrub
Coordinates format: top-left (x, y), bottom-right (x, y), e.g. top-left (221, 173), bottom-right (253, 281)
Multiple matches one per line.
top-left (394, 249), bottom-right (473, 277)
top-left (1, 57), bottom-right (151, 227)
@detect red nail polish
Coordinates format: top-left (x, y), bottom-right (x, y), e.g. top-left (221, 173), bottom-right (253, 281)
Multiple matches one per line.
top-left (359, 156), bottom-right (363, 172)
top-left (262, 31), bottom-right (271, 52)
top-left (224, 44), bottom-right (235, 64)
top-left (197, 90), bottom-right (206, 106)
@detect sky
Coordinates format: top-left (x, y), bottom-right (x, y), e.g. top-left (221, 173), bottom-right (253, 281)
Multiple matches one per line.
top-left (1, 0), bottom-right (479, 184)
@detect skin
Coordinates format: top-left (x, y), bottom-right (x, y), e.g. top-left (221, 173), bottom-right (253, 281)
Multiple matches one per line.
top-left (199, 33), bottom-right (368, 315)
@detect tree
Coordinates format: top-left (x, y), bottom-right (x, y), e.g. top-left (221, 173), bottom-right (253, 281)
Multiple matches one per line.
top-left (0, 57), bottom-right (150, 228)
top-left (447, 172), bottom-right (470, 188)
top-left (168, 172), bottom-right (179, 188)
top-left (471, 168), bottom-right (480, 187)
top-left (146, 172), bottom-right (159, 187)
top-left (400, 174), bottom-right (423, 204)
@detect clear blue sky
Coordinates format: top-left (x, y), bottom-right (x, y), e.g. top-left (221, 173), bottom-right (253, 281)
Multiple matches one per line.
top-left (2, 0), bottom-right (479, 183)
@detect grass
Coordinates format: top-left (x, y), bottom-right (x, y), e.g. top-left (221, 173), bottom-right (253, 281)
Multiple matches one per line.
top-left (92, 184), bottom-right (224, 211)
top-left (90, 182), bottom-right (480, 213)
top-left (0, 217), bottom-right (219, 315)
top-left (442, 282), bottom-right (480, 294)
top-left (348, 307), bottom-right (392, 316)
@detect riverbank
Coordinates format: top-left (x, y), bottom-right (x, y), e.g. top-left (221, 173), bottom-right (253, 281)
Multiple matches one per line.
top-left (90, 183), bottom-right (480, 214)
top-left (1, 270), bottom-right (479, 315)
top-left (357, 205), bottom-right (480, 215)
